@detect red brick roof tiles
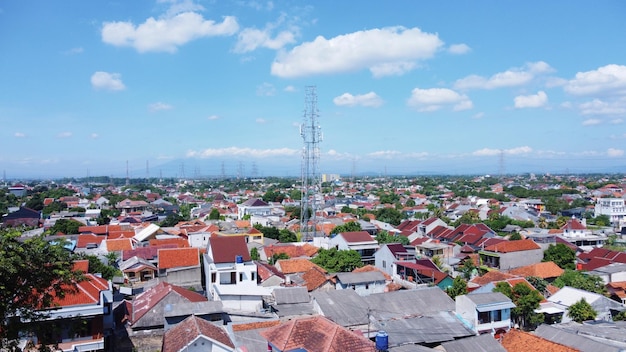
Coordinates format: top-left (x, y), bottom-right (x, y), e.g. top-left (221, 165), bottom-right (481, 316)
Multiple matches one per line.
top-left (483, 239), bottom-right (540, 253)
top-left (500, 329), bottom-right (579, 352)
top-left (131, 281), bottom-right (207, 324)
top-left (162, 315), bottom-right (234, 352)
top-left (339, 231), bottom-right (375, 243)
top-left (158, 247), bottom-right (200, 269)
top-left (276, 258), bottom-right (322, 274)
top-left (76, 234), bottom-right (105, 248)
top-left (105, 238), bottom-right (133, 251)
top-left (49, 274), bottom-right (109, 308)
top-left (508, 261), bottom-right (564, 279)
top-left (260, 315), bottom-right (375, 352)
top-left (209, 235), bottom-right (251, 264)
top-left (149, 237), bottom-right (190, 248)
top-left (263, 243), bottom-right (318, 258)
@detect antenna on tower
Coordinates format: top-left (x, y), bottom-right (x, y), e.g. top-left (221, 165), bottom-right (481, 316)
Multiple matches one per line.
top-left (126, 160), bottom-right (130, 186)
top-left (498, 150), bottom-right (505, 178)
top-left (146, 160), bottom-right (150, 180)
top-left (300, 85), bottom-right (322, 241)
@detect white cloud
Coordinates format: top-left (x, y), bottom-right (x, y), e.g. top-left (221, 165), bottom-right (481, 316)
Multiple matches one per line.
top-left (63, 47), bottom-right (84, 55)
top-left (207, 115), bottom-right (220, 120)
top-left (564, 64), bottom-right (626, 96)
top-left (284, 85), bottom-right (296, 92)
top-left (271, 26), bottom-right (443, 78)
top-left (14, 132), bottom-right (25, 138)
top-left (57, 131), bottom-right (72, 138)
top-left (611, 118), bottom-right (624, 124)
top-left (368, 150), bottom-right (402, 158)
top-left (582, 118), bottom-right (601, 126)
top-left (101, 13), bottom-right (239, 53)
top-left (333, 92), bottom-right (383, 107)
top-left (448, 43), bottom-right (470, 55)
top-left (187, 146), bottom-right (299, 158)
top-left (407, 87), bottom-right (473, 112)
top-left (578, 99), bottom-right (626, 115)
top-left (514, 91), bottom-right (548, 108)
top-left (148, 102), bottom-right (173, 112)
top-left (90, 133), bottom-right (99, 139)
top-left (234, 24), bottom-right (297, 53)
top-left (256, 118), bottom-right (267, 124)
top-left (607, 148), bottom-right (624, 157)
top-left (472, 146), bottom-right (532, 156)
top-left (91, 71), bottom-right (126, 91)
top-left (454, 61), bottom-right (553, 90)
top-left (256, 82), bottom-right (276, 96)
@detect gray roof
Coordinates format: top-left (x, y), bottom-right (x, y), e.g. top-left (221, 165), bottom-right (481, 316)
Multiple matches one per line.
top-left (271, 302), bottom-right (316, 318)
top-left (312, 289), bottom-right (369, 327)
top-left (228, 320), bottom-right (281, 352)
top-left (273, 287), bottom-right (310, 304)
top-left (163, 301), bottom-right (224, 318)
top-left (534, 323), bottom-right (621, 352)
top-left (588, 262), bottom-right (626, 274)
top-left (388, 344), bottom-right (435, 351)
top-left (441, 333), bottom-right (507, 352)
top-left (335, 271), bottom-right (386, 285)
top-left (363, 287), bottom-right (455, 320)
top-left (467, 292), bottom-right (515, 312)
top-left (371, 310), bottom-right (474, 346)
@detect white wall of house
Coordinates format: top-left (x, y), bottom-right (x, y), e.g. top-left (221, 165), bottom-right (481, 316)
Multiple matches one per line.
top-left (188, 232), bottom-right (211, 248)
top-left (595, 198), bottom-right (626, 227)
top-left (335, 280), bottom-right (386, 296)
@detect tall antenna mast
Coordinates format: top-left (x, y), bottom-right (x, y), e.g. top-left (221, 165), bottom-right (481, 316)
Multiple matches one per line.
top-left (300, 86), bottom-right (322, 241)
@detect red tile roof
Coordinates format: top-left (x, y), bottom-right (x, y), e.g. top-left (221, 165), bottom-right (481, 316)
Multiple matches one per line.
top-left (302, 266), bottom-right (331, 291)
top-left (470, 271), bottom-right (519, 286)
top-left (72, 259), bottom-right (90, 273)
top-left (338, 231), bottom-right (375, 243)
top-left (507, 261), bottom-right (564, 279)
top-left (501, 329), bottom-right (578, 352)
top-left (149, 237), bottom-right (190, 248)
top-left (209, 236), bottom-right (251, 264)
top-left (49, 273), bottom-right (109, 308)
top-left (123, 244), bottom-right (176, 261)
top-left (261, 315), bottom-right (375, 352)
top-left (105, 238), bottom-right (133, 251)
top-left (130, 281), bottom-right (207, 324)
top-left (158, 247), bottom-right (200, 269)
top-left (352, 265), bottom-right (392, 280)
top-left (264, 243), bottom-right (318, 258)
top-left (76, 234), bottom-right (105, 248)
top-left (162, 315), bottom-right (234, 352)
top-left (276, 258), bottom-right (321, 274)
top-left (483, 239), bottom-right (540, 253)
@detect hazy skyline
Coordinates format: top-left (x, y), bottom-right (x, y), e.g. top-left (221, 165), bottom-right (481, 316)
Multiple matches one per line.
top-left (1, 1), bottom-right (626, 179)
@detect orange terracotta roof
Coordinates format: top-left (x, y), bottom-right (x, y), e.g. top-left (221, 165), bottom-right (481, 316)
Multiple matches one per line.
top-left (162, 315), bottom-right (234, 352)
top-left (149, 237), bottom-right (190, 248)
top-left (483, 239), bottom-right (540, 253)
top-left (276, 258), bottom-right (321, 274)
top-left (158, 247), bottom-right (200, 269)
top-left (231, 320), bottom-right (281, 332)
top-left (500, 329), bottom-right (579, 352)
top-left (235, 220), bottom-right (251, 229)
top-left (105, 238), bottom-right (133, 251)
top-left (48, 273), bottom-right (109, 308)
top-left (302, 266), bottom-right (330, 291)
top-left (508, 261), bottom-right (564, 279)
top-left (263, 243), bottom-right (318, 258)
top-left (470, 270), bottom-right (518, 286)
top-left (72, 259), bottom-right (90, 273)
top-left (76, 233), bottom-right (105, 248)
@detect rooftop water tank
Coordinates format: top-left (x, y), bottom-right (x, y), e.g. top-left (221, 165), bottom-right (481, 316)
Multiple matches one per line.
top-left (235, 255), bottom-right (243, 263)
top-left (375, 330), bottom-right (388, 351)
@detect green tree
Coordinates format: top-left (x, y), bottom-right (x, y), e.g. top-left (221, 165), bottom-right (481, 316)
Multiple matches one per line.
top-left (509, 232), bottom-right (522, 240)
top-left (446, 276), bottom-right (468, 299)
top-left (269, 252), bottom-right (289, 265)
top-left (375, 207), bottom-right (404, 226)
top-left (543, 243), bottom-right (576, 270)
top-left (0, 230), bottom-right (82, 343)
top-left (250, 247), bottom-right (260, 261)
top-left (160, 213), bottom-right (184, 227)
top-left (375, 230), bottom-right (409, 245)
top-left (553, 270), bottom-right (607, 294)
top-left (74, 254), bottom-right (121, 281)
top-left (208, 208), bottom-right (220, 220)
top-left (494, 282), bottom-right (544, 330)
top-left (567, 298), bottom-right (597, 323)
top-left (279, 229), bottom-right (298, 243)
top-left (311, 248), bottom-right (363, 272)
top-left (48, 218), bottom-right (83, 235)
top-left (330, 221), bottom-right (362, 235)
top-left (526, 276), bottom-right (549, 295)
top-left (459, 258), bottom-right (477, 280)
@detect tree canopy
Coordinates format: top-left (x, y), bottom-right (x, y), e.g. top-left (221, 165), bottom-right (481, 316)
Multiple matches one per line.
top-left (446, 276), bottom-right (468, 299)
top-left (567, 298), bottom-right (597, 323)
top-left (0, 230), bottom-right (81, 343)
top-left (543, 243), bottom-right (576, 270)
top-left (375, 230), bottom-right (409, 245)
top-left (494, 282), bottom-right (544, 330)
top-left (553, 269), bottom-right (606, 294)
top-left (330, 221), bottom-right (361, 235)
top-left (311, 248), bottom-right (363, 273)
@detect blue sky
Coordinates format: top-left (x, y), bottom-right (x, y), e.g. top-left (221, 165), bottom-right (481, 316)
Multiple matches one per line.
top-left (1, 0), bottom-right (626, 179)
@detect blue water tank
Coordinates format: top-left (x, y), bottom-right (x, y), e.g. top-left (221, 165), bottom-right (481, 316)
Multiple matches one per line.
top-left (375, 330), bottom-right (388, 351)
top-left (235, 255), bottom-right (243, 263)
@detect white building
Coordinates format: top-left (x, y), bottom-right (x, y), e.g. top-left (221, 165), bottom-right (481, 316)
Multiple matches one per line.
top-left (595, 198), bottom-right (626, 228)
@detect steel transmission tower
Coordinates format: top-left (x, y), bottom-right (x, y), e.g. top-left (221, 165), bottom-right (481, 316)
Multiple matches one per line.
top-left (300, 86), bottom-right (322, 241)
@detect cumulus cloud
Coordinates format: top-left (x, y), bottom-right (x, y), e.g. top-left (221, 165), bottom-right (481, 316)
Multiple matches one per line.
top-left (90, 133), bottom-right (99, 139)
top-left (91, 71), bottom-right (126, 91)
top-left (454, 61), bottom-right (553, 90)
top-left (607, 148), bottom-right (624, 157)
top-left (101, 13), bottom-right (239, 53)
top-left (186, 147), bottom-right (299, 158)
top-left (333, 92), bottom-right (383, 107)
top-left (234, 23), bottom-right (297, 53)
top-left (578, 99), bottom-right (626, 116)
top-left (256, 118), bottom-right (267, 124)
top-left (407, 87), bottom-right (473, 112)
top-left (564, 64), bottom-right (626, 96)
top-left (57, 132), bottom-right (72, 138)
top-left (271, 26), bottom-right (443, 78)
top-left (207, 115), bottom-right (220, 120)
top-left (582, 118), bottom-right (601, 126)
top-left (148, 102), bottom-right (173, 112)
top-left (284, 85), bottom-right (296, 92)
top-left (14, 132), bottom-right (26, 138)
top-left (472, 146), bottom-right (533, 156)
top-left (611, 118), bottom-right (624, 124)
top-left (256, 82), bottom-right (276, 96)
top-left (514, 91), bottom-right (548, 108)
top-left (448, 43), bottom-right (471, 55)
top-left (368, 150), bottom-right (402, 158)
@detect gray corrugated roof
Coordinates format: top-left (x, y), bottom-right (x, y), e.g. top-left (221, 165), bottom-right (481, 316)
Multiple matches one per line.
top-left (312, 289), bottom-right (369, 327)
top-left (371, 311), bottom-right (474, 346)
top-left (467, 292), bottom-right (513, 306)
top-left (363, 287), bottom-right (455, 320)
top-left (163, 301), bottom-right (224, 318)
top-left (335, 271), bottom-right (386, 285)
top-left (441, 333), bottom-right (507, 352)
top-left (273, 287), bottom-right (310, 304)
top-left (534, 324), bottom-right (621, 352)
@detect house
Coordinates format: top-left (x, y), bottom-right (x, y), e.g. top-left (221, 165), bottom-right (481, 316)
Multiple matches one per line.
top-left (260, 315), bottom-right (375, 352)
top-left (501, 328), bottom-right (578, 352)
top-left (119, 256), bottom-right (157, 283)
top-left (479, 239), bottom-right (543, 270)
top-left (237, 198), bottom-right (272, 220)
top-left (312, 289), bottom-right (370, 332)
top-left (19, 265), bottom-right (113, 352)
top-left (374, 243), bottom-right (415, 278)
top-left (533, 323), bottom-right (624, 352)
top-left (334, 271), bottom-right (387, 296)
top-left (546, 286), bottom-right (625, 322)
top-left (559, 217), bottom-right (606, 249)
top-left (1, 206), bottom-right (41, 227)
top-left (587, 262), bottom-right (626, 284)
top-left (8, 183), bottom-right (27, 197)
top-left (204, 235), bottom-right (270, 311)
top-left (441, 333), bottom-right (507, 352)
top-left (268, 287), bottom-right (315, 318)
top-left (161, 315), bottom-right (235, 352)
top-left (595, 197), bottom-right (626, 227)
top-left (507, 261), bottom-right (565, 282)
top-left (125, 281), bottom-right (208, 331)
top-left (393, 260), bottom-right (453, 290)
top-left (455, 292), bottom-right (515, 335)
top-left (115, 198), bottom-right (149, 214)
top-left (158, 247), bottom-right (202, 288)
top-left (329, 231), bottom-right (379, 265)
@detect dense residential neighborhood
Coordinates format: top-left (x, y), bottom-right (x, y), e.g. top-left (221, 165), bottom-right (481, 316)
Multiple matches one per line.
top-left (2, 173), bottom-right (626, 351)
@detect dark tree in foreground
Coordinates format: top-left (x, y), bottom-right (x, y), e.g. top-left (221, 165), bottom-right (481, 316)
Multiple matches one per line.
top-left (0, 230), bottom-right (81, 344)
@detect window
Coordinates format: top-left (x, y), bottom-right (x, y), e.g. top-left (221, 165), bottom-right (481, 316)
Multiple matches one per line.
top-left (251, 272), bottom-right (256, 281)
top-left (239, 272), bottom-right (244, 282)
top-left (478, 311), bottom-right (490, 324)
top-left (491, 309), bottom-right (502, 322)
top-left (382, 260), bottom-right (386, 268)
top-left (211, 272), bottom-right (216, 283)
